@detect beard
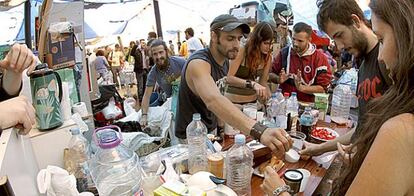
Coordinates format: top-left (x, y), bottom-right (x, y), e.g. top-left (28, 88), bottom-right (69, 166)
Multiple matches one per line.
top-left (349, 27), bottom-right (369, 58)
top-left (217, 41), bottom-right (239, 60)
top-left (156, 57), bottom-right (169, 70)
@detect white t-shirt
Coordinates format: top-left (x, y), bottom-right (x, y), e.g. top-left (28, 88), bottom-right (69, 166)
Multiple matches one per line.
top-left (111, 51), bottom-right (124, 67)
top-left (186, 37), bottom-right (204, 55)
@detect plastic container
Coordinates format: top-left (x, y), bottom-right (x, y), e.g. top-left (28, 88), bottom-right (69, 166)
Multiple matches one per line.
top-left (89, 125), bottom-right (143, 196)
top-left (330, 84), bottom-right (352, 124)
top-left (225, 134), bottom-right (253, 196)
top-left (67, 128), bottom-right (93, 192)
top-left (186, 113), bottom-right (208, 174)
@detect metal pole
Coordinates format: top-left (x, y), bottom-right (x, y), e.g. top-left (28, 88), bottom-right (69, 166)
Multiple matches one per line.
top-left (153, 0), bottom-right (163, 39)
top-left (24, 0), bottom-right (32, 49)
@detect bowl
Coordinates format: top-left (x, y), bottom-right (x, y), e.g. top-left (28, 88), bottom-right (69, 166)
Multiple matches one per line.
top-left (309, 127), bottom-right (339, 144)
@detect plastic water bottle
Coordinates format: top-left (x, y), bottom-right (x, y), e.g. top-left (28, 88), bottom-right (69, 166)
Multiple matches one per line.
top-left (274, 93), bottom-right (289, 129)
top-left (300, 107), bottom-right (314, 137)
top-left (331, 84), bottom-right (352, 123)
top-left (287, 92), bottom-right (299, 131)
top-left (186, 113), bottom-right (208, 174)
top-left (89, 125), bottom-right (143, 196)
top-left (68, 128), bottom-right (93, 192)
top-left (287, 92), bottom-right (299, 117)
top-left (225, 134), bottom-right (253, 196)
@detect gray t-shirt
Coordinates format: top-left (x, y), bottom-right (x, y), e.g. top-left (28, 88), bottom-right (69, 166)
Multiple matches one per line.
top-left (146, 56), bottom-right (186, 97)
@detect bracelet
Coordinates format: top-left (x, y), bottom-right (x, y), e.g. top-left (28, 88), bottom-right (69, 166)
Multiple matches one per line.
top-left (142, 113), bottom-right (147, 116)
top-left (245, 80), bottom-right (253, 89)
top-left (250, 122), bottom-right (268, 141)
top-left (273, 185), bottom-right (291, 196)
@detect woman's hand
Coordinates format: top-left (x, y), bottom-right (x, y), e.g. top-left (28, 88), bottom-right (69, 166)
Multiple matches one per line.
top-left (261, 166), bottom-right (287, 196)
top-left (253, 82), bottom-right (270, 100)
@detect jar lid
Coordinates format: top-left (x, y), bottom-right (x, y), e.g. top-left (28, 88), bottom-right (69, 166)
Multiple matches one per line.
top-left (284, 169), bottom-right (303, 182)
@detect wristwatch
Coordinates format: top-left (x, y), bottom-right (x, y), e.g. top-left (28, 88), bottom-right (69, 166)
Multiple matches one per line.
top-left (273, 185), bottom-right (291, 196)
top-left (245, 80), bottom-right (253, 89)
top-left (250, 122), bottom-right (268, 141)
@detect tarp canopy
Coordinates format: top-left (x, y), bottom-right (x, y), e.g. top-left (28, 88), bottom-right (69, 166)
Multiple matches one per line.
top-left (1, 0), bottom-right (372, 46)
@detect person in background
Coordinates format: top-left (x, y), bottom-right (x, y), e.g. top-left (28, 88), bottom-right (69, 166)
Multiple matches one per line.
top-left (177, 41), bottom-right (182, 52)
top-left (184, 27), bottom-right (204, 56)
top-left (225, 21), bottom-right (273, 104)
top-left (179, 40), bottom-right (188, 58)
top-left (262, 0), bottom-right (414, 195)
top-left (0, 44), bottom-right (36, 135)
top-left (147, 32), bottom-right (158, 68)
top-left (108, 44), bottom-right (125, 87)
top-left (270, 22), bottom-right (332, 102)
top-left (140, 40), bottom-right (186, 126)
top-left (131, 40), bottom-right (145, 103)
top-left (168, 40), bottom-right (175, 56)
top-left (104, 45), bottom-right (112, 66)
top-left (92, 49), bottom-right (110, 79)
top-left (299, 0), bottom-right (392, 159)
top-left (175, 14), bottom-right (292, 153)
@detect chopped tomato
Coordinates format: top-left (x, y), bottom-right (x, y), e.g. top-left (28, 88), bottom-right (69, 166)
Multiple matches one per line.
top-left (311, 128), bottom-right (337, 140)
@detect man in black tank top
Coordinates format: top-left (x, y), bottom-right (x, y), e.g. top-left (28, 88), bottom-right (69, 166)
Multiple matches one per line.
top-left (175, 14), bottom-right (292, 153)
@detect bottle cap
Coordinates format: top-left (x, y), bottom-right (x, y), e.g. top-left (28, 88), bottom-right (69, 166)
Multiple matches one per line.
top-left (304, 106), bottom-right (312, 112)
top-left (234, 134), bottom-right (246, 145)
top-left (276, 89), bottom-right (282, 93)
top-left (70, 128), bottom-right (80, 135)
top-left (284, 92), bottom-right (290, 97)
top-left (292, 92), bottom-right (297, 96)
top-left (193, 113), bottom-right (201, 121)
top-left (97, 129), bottom-right (121, 149)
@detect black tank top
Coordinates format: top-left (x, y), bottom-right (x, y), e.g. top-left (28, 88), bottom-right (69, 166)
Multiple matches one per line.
top-left (175, 48), bottom-right (229, 139)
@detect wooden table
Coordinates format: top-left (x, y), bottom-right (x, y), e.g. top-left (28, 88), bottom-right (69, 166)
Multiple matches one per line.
top-left (221, 121), bottom-right (350, 196)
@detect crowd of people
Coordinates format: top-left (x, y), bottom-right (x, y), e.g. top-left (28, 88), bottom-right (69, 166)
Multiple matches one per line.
top-left (0, 0), bottom-right (413, 195)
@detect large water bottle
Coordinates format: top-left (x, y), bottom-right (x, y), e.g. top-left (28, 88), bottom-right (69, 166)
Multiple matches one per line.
top-left (186, 113), bottom-right (208, 174)
top-left (89, 125), bottom-right (143, 196)
top-left (68, 128), bottom-right (93, 192)
top-left (331, 84), bottom-right (352, 124)
top-left (225, 134), bottom-right (253, 196)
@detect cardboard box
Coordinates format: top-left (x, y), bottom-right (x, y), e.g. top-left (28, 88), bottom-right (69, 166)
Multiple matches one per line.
top-left (46, 32), bottom-right (75, 70)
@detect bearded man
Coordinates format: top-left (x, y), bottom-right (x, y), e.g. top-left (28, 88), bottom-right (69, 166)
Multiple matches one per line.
top-left (140, 40), bottom-right (186, 126)
top-left (174, 14), bottom-right (292, 154)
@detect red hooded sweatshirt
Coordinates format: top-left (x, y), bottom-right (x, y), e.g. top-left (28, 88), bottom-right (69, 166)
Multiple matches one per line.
top-left (272, 44), bottom-right (332, 102)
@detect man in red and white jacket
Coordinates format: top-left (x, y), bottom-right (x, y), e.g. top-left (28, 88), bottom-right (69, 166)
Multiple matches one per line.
top-left (271, 22), bottom-right (332, 102)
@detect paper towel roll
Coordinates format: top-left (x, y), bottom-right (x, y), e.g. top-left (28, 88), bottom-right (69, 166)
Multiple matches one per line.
top-left (61, 82), bottom-right (72, 121)
top-left (72, 102), bottom-right (88, 118)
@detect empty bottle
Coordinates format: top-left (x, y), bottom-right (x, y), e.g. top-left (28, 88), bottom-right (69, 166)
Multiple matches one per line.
top-left (89, 125), bottom-right (143, 196)
top-left (186, 113), bottom-right (208, 174)
top-left (331, 84), bottom-right (352, 124)
top-left (225, 134), bottom-right (253, 196)
top-left (68, 128), bottom-right (93, 192)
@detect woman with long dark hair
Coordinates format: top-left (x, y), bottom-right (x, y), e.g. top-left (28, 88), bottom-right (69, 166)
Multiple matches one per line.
top-left (261, 0), bottom-right (414, 195)
top-left (225, 21), bottom-right (274, 104)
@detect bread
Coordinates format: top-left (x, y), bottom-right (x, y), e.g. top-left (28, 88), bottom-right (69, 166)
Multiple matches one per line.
top-left (258, 156), bottom-right (284, 175)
